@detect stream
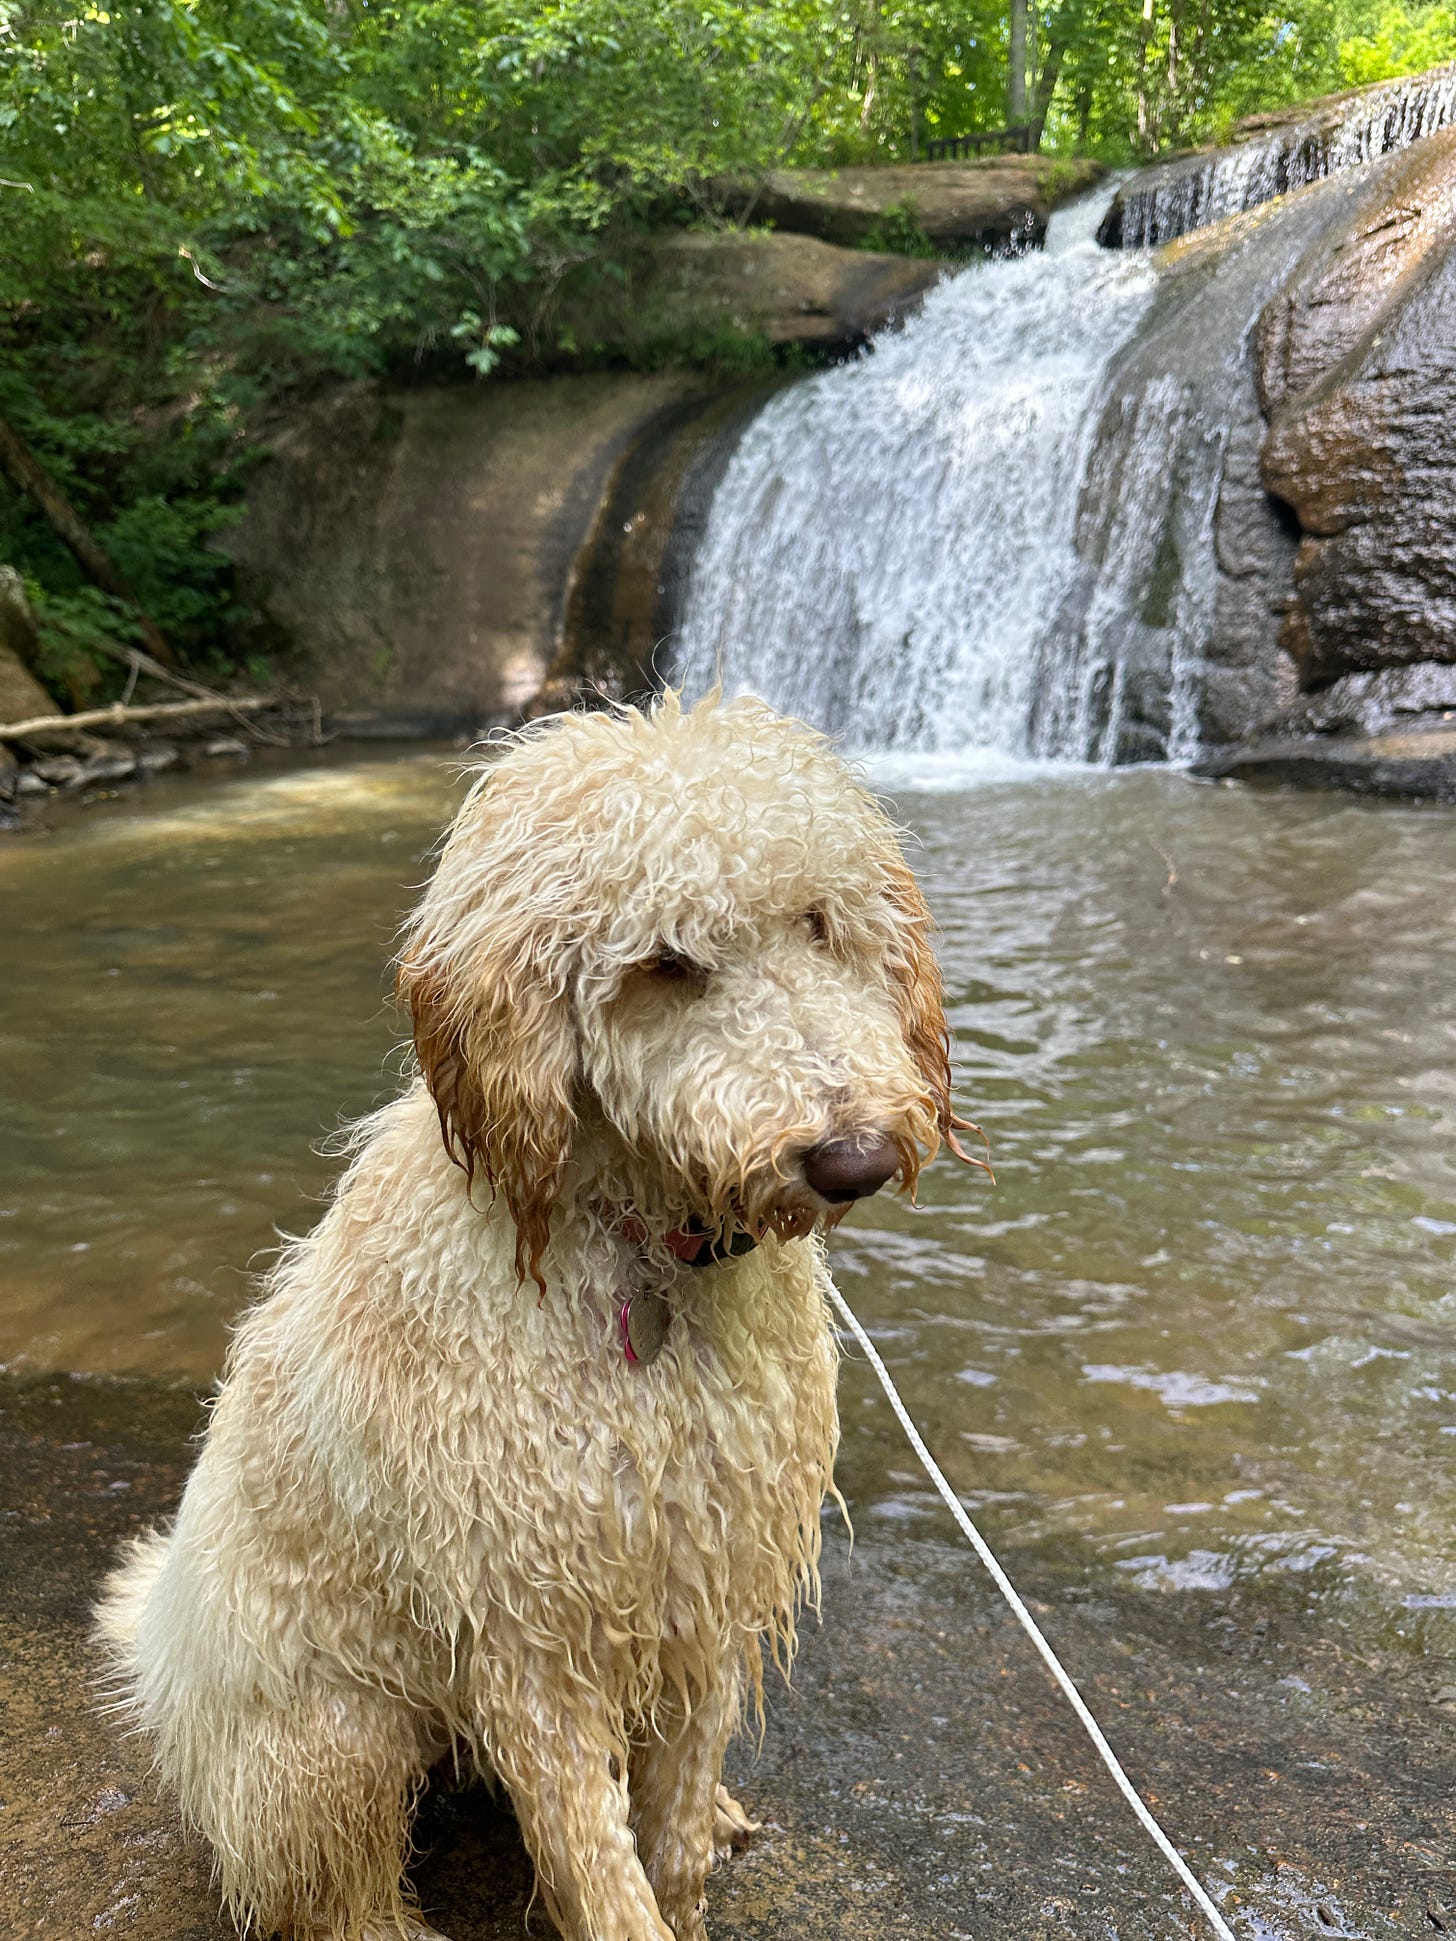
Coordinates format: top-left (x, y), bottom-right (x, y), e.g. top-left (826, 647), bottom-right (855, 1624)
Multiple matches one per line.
top-left (5, 747), bottom-right (1454, 1659)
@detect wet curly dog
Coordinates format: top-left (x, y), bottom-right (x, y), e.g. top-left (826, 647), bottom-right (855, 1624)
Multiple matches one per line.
top-left (95, 693), bottom-right (969, 1941)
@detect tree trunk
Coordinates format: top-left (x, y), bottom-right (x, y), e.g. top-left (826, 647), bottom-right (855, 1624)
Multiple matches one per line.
top-left (859, 0), bottom-right (880, 128)
top-left (1032, 40), bottom-right (1065, 148)
top-left (1009, 0), bottom-right (1029, 125)
top-left (1135, 0), bottom-right (1157, 152)
top-left (0, 415), bottom-right (179, 669)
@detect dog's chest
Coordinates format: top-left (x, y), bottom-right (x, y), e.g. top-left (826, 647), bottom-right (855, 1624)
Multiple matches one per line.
top-left (592, 1298), bottom-right (839, 1652)
top-left (367, 1239), bottom-right (840, 1700)
top-left (446, 1263), bottom-right (839, 1644)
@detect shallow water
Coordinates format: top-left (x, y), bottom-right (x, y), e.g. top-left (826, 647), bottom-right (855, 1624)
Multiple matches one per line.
top-left (3, 751), bottom-right (1454, 1637)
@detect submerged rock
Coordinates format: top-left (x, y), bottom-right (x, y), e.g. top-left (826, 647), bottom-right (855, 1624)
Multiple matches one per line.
top-left (9, 1369), bottom-right (1456, 1939)
top-left (724, 157), bottom-right (1104, 255)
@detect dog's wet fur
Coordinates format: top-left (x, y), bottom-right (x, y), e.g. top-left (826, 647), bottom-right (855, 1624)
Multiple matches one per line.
top-left (95, 694), bottom-right (961, 1941)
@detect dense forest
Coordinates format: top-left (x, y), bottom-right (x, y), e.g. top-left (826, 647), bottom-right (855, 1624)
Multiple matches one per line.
top-left (0, 0), bottom-right (1451, 699)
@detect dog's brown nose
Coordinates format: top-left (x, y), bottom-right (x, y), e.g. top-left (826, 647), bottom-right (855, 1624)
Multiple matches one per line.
top-left (803, 1135), bottom-right (899, 1204)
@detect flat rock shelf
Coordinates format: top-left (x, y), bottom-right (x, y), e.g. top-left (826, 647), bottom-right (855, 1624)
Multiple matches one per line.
top-left (6, 1371), bottom-right (1456, 1941)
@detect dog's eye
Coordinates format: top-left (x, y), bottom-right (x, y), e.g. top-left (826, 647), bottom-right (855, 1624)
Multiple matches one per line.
top-left (650, 948), bottom-right (708, 982)
top-left (804, 910), bottom-right (830, 946)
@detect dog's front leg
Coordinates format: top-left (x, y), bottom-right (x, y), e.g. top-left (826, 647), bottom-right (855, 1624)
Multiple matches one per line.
top-left (491, 1686), bottom-right (675, 1941)
top-left (629, 1682), bottom-right (740, 1941)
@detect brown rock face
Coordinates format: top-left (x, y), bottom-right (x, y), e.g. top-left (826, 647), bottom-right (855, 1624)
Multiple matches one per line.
top-left (222, 375), bottom-right (745, 727)
top-left (728, 157), bottom-right (1103, 254)
top-left (635, 231), bottom-right (941, 354)
top-left (543, 381), bottom-right (782, 710)
top-left (1259, 131), bottom-right (1456, 683)
top-left (0, 566), bottom-right (52, 723)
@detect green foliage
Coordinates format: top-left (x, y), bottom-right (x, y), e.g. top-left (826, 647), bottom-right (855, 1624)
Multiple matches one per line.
top-left (626, 305), bottom-right (812, 376)
top-left (859, 199), bottom-right (938, 256)
top-left (25, 585), bottom-right (138, 706)
top-left (1335, 0), bottom-right (1456, 81)
top-left (1037, 0), bottom-right (1453, 156)
top-left (0, 0), bottom-right (1450, 698)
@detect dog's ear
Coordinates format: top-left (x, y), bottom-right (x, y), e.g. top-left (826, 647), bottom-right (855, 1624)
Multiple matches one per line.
top-left (881, 853), bottom-right (955, 1143)
top-left (397, 938), bottom-right (576, 1293)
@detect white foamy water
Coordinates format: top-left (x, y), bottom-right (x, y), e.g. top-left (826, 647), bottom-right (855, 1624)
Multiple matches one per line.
top-left (674, 74), bottom-right (1456, 770)
top-left (673, 189), bottom-right (1159, 762)
top-left (1114, 61), bottom-right (1456, 246)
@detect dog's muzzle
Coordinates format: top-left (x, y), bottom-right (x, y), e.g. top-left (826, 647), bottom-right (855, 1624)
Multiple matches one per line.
top-left (802, 1134), bottom-right (899, 1204)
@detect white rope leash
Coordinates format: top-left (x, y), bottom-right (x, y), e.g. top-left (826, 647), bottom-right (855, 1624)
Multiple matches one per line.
top-left (826, 1281), bottom-right (1238, 1941)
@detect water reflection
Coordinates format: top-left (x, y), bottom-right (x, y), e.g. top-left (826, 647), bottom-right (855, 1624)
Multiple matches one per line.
top-left (2, 751), bottom-right (1454, 1624)
top-left (0, 750), bottom-right (468, 1379)
top-left (837, 766), bottom-right (1456, 1621)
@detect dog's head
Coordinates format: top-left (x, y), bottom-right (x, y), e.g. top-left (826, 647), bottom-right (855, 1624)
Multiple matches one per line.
top-left (398, 695), bottom-right (976, 1287)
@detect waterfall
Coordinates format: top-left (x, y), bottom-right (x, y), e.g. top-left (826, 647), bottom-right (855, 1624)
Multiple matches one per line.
top-left (672, 188), bottom-right (1164, 765)
top-left (1103, 62), bottom-right (1456, 248)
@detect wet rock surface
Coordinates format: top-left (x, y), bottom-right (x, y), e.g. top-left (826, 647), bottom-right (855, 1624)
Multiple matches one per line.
top-left (6, 1371), bottom-right (1456, 1940)
top-left (636, 231), bottom-right (941, 354)
top-left (222, 374), bottom-right (738, 730)
top-left (0, 567), bottom-right (50, 728)
top-left (724, 158), bottom-right (1105, 255)
top-left (1196, 721), bottom-right (1456, 802)
top-left (1065, 126), bottom-right (1456, 771)
top-left (1056, 174), bottom-right (1362, 757)
top-left (1095, 63), bottom-right (1456, 248)
top-left (545, 382), bottom-right (786, 713)
top-left (1269, 661), bottom-right (1456, 737)
top-left (1258, 131), bottom-right (1456, 686)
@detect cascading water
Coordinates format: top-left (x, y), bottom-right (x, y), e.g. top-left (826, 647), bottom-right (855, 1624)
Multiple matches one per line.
top-left (674, 106), bottom-right (1423, 771)
top-left (672, 188), bottom-right (1163, 765)
top-left (1102, 61), bottom-right (1456, 247)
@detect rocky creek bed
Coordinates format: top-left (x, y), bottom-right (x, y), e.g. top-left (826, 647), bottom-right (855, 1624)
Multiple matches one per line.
top-left (6, 1369), bottom-right (1456, 1940)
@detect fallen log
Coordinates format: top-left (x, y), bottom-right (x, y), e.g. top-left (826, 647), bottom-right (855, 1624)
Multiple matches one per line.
top-left (0, 694), bottom-right (274, 742)
top-left (84, 633), bottom-right (225, 703)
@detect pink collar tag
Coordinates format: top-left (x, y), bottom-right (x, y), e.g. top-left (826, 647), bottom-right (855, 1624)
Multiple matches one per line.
top-left (620, 1290), bottom-right (669, 1365)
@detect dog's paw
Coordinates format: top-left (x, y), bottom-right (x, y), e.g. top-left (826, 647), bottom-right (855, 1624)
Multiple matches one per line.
top-left (713, 1784), bottom-right (760, 1856)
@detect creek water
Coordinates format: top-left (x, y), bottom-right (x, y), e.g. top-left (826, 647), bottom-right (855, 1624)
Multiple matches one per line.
top-left (5, 750), bottom-right (1454, 1651)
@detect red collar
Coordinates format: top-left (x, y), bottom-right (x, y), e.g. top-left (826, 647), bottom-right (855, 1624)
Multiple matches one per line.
top-left (613, 1214), bottom-right (761, 1268)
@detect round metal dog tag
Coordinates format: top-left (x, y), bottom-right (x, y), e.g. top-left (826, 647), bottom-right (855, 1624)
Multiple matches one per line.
top-left (622, 1291), bottom-right (670, 1366)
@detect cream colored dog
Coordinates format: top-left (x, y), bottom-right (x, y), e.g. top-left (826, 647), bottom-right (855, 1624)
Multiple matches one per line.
top-left (96, 693), bottom-right (969, 1941)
